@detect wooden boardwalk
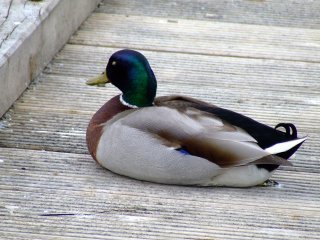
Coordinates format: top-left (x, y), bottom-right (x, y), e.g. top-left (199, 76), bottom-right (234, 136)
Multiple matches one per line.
top-left (1, 1), bottom-right (319, 239)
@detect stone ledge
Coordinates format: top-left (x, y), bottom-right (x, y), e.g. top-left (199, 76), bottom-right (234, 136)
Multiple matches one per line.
top-left (0, 0), bottom-right (100, 117)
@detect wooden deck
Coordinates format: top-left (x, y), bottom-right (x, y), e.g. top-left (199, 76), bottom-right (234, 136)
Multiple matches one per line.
top-left (1, 1), bottom-right (319, 239)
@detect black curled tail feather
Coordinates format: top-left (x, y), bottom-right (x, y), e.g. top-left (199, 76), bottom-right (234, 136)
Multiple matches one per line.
top-left (194, 106), bottom-right (303, 160)
top-left (274, 122), bottom-right (303, 160)
top-left (257, 123), bottom-right (303, 171)
top-left (275, 123), bottom-right (297, 138)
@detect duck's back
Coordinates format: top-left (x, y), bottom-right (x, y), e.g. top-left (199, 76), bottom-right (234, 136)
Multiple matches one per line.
top-left (155, 95), bottom-right (304, 161)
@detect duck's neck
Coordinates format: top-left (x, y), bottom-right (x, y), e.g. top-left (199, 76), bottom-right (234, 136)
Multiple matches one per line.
top-left (86, 95), bottom-right (131, 162)
top-left (119, 94), bottom-right (139, 108)
top-left (119, 66), bottom-right (157, 108)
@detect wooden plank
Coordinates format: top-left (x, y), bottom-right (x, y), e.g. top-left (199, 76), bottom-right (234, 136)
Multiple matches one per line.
top-left (0, 105), bottom-right (317, 173)
top-left (0, 46), bottom-right (318, 172)
top-left (45, 45), bottom-right (320, 131)
top-left (0, 101), bottom-right (317, 157)
top-left (70, 13), bottom-right (320, 62)
top-left (0, 148), bottom-right (319, 240)
top-left (97, 0), bottom-right (320, 29)
top-left (1, 1), bottom-right (319, 239)
top-left (50, 45), bottom-right (320, 96)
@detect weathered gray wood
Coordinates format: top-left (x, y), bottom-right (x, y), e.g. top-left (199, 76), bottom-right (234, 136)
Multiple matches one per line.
top-left (97, 0), bottom-right (320, 29)
top-left (0, 45), bottom-right (318, 174)
top-left (50, 45), bottom-right (320, 97)
top-left (0, 148), bottom-right (319, 240)
top-left (70, 13), bottom-right (320, 63)
top-left (0, 0), bottom-right (100, 117)
top-left (1, 0), bottom-right (320, 239)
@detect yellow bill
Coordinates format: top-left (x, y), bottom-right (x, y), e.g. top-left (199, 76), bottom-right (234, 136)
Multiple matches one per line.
top-left (86, 71), bottom-right (110, 87)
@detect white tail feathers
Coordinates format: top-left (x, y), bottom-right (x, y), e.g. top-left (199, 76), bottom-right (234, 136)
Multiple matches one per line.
top-left (264, 137), bottom-right (307, 155)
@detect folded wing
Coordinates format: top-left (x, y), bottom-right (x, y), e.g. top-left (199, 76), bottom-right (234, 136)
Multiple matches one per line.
top-left (118, 97), bottom-right (291, 168)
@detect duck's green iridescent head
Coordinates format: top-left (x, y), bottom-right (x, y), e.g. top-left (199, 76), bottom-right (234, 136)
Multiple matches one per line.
top-left (87, 49), bottom-right (157, 108)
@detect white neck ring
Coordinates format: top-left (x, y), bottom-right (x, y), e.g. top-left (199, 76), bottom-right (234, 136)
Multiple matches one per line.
top-left (119, 94), bottom-right (139, 109)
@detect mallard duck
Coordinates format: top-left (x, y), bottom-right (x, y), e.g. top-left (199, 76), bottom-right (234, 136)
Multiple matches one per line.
top-left (86, 49), bottom-right (306, 187)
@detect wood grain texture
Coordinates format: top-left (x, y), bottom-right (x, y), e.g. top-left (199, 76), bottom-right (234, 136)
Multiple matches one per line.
top-left (0, 148), bottom-right (319, 240)
top-left (0, 0), bottom-right (319, 239)
top-left (97, 0), bottom-right (320, 29)
top-left (70, 13), bottom-right (320, 62)
top-left (0, 46), bottom-right (318, 172)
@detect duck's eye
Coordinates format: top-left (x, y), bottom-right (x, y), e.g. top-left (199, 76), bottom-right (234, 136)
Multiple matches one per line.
top-left (112, 61), bottom-right (117, 66)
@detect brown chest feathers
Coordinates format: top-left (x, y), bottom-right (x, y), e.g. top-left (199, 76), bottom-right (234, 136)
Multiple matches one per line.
top-left (86, 95), bottom-right (130, 162)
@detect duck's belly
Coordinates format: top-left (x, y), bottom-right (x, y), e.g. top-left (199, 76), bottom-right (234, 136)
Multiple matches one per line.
top-left (203, 165), bottom-right (273, 187)
top-left (96, 124), bottom-right (273, 187)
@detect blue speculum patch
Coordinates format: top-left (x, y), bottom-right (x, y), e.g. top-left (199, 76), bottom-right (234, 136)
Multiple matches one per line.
top-left (176, 148), bottom-right (191, 155)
